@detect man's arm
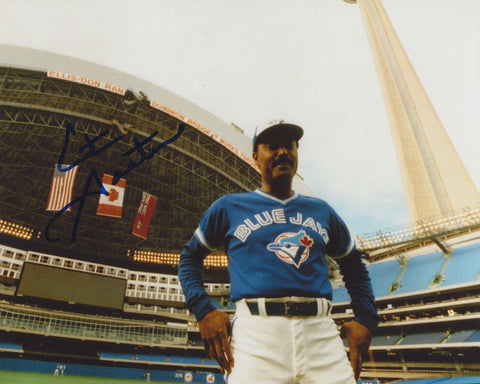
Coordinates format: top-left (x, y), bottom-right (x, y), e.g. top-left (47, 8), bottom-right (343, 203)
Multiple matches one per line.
top-left (178, 235), bottom-right (216, 319)
top-left (337, 248), bottom-right (378, 334)
top-left (197, 309), bottom-right (234, 373)
top-left (337, 248), bottom-right (379, 380)
top-left (178, 235), bottom-right (234, 373)
top-left (339, 320), bottom-right (372, 381)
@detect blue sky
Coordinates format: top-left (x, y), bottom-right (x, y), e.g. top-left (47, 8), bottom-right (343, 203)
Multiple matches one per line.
top-left (1, 0), bottom-right (478, 236)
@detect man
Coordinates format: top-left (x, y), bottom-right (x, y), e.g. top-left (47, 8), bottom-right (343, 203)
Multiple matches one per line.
top-left (179, 120), bottom-right (378, 383)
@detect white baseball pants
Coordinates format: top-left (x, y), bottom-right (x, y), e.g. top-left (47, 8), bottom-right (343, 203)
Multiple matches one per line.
top-left (225, 298), bottom-right (356, 384)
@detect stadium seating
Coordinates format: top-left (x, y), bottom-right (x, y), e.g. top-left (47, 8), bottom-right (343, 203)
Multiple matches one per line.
top-left (445, 330), bottom-right (477, 343)
top-left (370, 334), bottom-right (401, 347)
top-left (333, 242), bottom-right (480, 302)
top-left (2, 238), bottom-right (480, 381)
top-left (368, 257), bottom-right (404, 297)
top-left (466, 330), bottom-right (480, 342)
top-left (439, 242), bottom-right (480, 287)
top-left (211, 299), bottom-right (224, 309)
top-left (168, 354), bottom-right (203, 365)
top-left (332, 284), bottom-right (350, 303)
top-left (0, 341), bottom-right (22, 351)
top-left (100, 352), bottom-right (211, 366)
top-left (397, 379), bottom-right (449, 384)
top-left (399, 378), bottom-right (480, 384)
top-left (393, 251), bottom-right (446, 294)
top-left (399, 331), bottom-right (446, 345)
top-left (134, 354), bottom-right (167, 363)
top-left (203, 358), bottom-right (221, 366)
top-left (99, 352), bottom-right (133, 361)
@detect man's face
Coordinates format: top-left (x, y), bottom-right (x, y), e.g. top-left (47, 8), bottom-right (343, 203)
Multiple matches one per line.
top-left (253, 135), bottom-right (298, 187)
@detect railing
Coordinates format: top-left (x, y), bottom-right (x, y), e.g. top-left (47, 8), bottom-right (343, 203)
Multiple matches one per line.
top-left (357, 205), bottom-right (480, 251)
top-left (0, 303), bottom-right (188, 347)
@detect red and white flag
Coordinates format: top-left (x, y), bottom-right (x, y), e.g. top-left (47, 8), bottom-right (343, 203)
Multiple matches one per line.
top-left (132, 191), bottom-right (158, 239)
top-left (96, 174), bottom-right (126, 218)
top-left (46, 164), bottom-right (78, 211)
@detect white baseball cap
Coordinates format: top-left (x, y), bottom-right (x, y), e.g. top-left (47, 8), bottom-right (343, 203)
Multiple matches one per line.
top-left (253, 119), bottom-right (304, 147)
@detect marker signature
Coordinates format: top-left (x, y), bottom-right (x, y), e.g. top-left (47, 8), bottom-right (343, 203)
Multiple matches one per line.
top-left (44, 122), bottom-right (185, 241)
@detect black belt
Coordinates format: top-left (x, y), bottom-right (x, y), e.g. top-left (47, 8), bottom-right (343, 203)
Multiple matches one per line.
top-left (246, 300), bottom-right (319, 317)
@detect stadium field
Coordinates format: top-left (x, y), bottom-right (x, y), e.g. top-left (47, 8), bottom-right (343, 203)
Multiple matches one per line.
top-left (0, 370), bottom-right (176, 384)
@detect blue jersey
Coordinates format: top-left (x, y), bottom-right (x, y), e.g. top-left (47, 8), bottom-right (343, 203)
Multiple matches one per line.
top-left (195, 189), bottom-right (353, 301)
top-left (179, 189), bottom-right (379, 334)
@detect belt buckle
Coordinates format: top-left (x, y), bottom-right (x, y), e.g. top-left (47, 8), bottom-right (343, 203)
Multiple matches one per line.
top-left (284, 301), bottom-right (298, 317)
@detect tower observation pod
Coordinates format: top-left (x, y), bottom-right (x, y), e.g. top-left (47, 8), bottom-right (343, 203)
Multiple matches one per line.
top-left (344, 0), bottom-right (480, 223)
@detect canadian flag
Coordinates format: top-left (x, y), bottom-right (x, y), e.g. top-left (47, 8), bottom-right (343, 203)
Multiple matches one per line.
top-left (96, 174), bottom-right (126, 218)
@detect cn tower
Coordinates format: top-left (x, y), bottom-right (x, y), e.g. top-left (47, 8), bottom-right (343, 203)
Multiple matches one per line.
top-left (345, 0), bottom-right (480, 223)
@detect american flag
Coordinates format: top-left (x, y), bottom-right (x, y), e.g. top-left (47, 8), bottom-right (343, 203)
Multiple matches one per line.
top-left (46, 164), bottom-right (78, 211)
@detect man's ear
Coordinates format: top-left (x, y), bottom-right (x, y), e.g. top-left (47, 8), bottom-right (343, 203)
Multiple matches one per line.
top-left (252, 151), bottom-right (258, 163)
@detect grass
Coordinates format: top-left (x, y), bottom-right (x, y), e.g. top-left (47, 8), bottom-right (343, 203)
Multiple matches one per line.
top-left (0, 370), bottom-right (176, 384)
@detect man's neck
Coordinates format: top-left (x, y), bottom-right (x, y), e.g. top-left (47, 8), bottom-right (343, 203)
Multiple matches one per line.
top-left (260, 183), bottom-right (293, 201)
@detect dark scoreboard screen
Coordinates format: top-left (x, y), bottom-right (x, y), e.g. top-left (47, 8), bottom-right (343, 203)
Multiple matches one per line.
top-left (17, 262), bottom-right (126, 310)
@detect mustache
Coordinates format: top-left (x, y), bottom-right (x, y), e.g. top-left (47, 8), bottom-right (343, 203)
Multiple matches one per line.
top-left (273, 156), bottom-right (295, 167)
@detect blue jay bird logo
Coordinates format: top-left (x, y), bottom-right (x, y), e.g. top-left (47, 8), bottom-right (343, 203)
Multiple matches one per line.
top-left (267, 230), bottom-right (314, 268)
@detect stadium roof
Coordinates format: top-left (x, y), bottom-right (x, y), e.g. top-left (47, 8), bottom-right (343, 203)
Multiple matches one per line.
top-left (0, 44), bottom-right (317, 272)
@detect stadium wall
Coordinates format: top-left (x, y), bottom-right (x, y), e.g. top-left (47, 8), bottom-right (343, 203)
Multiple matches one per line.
top-left (0, 356), bottom-right (223, 383)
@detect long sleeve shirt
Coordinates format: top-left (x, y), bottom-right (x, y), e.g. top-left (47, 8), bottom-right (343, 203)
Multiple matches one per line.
top-left (179, 189), bottom-right (379, 334)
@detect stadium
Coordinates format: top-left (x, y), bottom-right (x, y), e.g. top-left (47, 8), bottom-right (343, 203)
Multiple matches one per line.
top-left (1, 39), bottom-right (480, 384)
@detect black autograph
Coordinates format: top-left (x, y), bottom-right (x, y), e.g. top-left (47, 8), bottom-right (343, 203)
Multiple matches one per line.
top-left (57, 123), bottom-right (124, 173)
top-left (112, 126), bottom-right (184, 184)
top-left (44, 123), bottom-right (185, 242)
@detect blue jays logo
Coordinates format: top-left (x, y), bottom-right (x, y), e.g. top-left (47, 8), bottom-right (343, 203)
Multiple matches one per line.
top-left (267, 230), bottom-right (314, 268)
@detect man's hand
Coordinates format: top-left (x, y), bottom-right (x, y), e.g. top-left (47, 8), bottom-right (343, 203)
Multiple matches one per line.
top-left (340, 320), bottom-right (372, 380)
top-left (198, 309), bottom-right (234, 373)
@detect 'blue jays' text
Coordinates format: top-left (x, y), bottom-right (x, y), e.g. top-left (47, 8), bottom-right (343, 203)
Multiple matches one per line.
top-left (233, 209), bottom-right (330, 244)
